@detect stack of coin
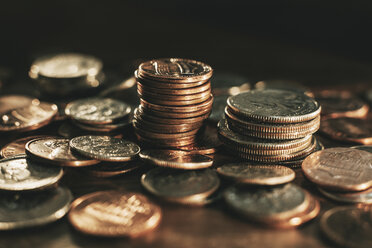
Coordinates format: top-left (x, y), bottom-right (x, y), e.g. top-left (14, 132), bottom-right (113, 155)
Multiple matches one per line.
top-left (133, 58), bottom-right (213, 148)
top-left (218, 89), bottom-right (321, 166)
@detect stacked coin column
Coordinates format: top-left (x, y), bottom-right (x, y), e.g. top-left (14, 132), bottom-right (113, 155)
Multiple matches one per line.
top-left (133, 58), bottom-right (213, 148)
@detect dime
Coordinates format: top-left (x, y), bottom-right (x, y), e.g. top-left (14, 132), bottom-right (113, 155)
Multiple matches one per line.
top-left (227, 89), bottom-right (321, 123)
top-left (25, 138), bottom-right (99, 167)
top-left (83, 161), bottom-right (142, 177)
top-left (139, 150), bottom-right (213, 169)
top-left (0, 135), bottom-right (52, 158)
top-left (0, 187), bottom-right (72, 230)
top-left (69, 136), bottom-right (140, 162)
top-left (216, 163), bottom-right (295, 185)
top-left (302, 147), bottom-right (372, 191)
top-left (320, 206), bottom-right (372, 248)
top-left (0, 155), bottom-right (63, 191)
top-left (141, 167), bottom-right (220, 204)
top-left (68, 191), bottom-right (161, 237)
top-left (318, 187), bottom-right (372, 204)
top-left (351, 145), bottom-right (372, 153)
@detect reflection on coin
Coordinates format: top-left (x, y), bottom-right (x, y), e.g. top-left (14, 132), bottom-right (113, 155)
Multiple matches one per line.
top-left (139, 150), bottom-right (213, 169)
top-left (0, 187), bottom-right (72, 230)
top-left (141, 167), bottom-right (220, 204)
top-left (0, 155), bottom-right (63, 191)
top-left (318, 187), bottom-right (372, 204)
top-left (351, 145), bottom-right (372, 153)
top-left (217, 163), bottom-right (295, 185)
top-left (83, 161), bottom-right (142, 177)
top-left (68, 191), bottom-right (161, 237)
top-left (320, 206), bottom-right (372, 248)
top-left (302, 148), bottom-right (372, 191)
top-left (69, 136), bottom-right (140, 162)
top-left (0, 135), bottom-right (52, 158)
top-left (25, 138), bottom-right (99, 167)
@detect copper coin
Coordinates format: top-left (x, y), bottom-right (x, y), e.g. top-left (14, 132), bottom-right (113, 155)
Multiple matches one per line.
top-left (318, 187), bottom-right (372, 204)
top-left (133, 116), bottom-right (203, 133)
top-left (1, 135), bottom-right (52, 158)
top-left (136, 134), bottom-right (196, 148)
top-left (25, 138), bottom-right (99, 167)
top-left (68, 191), bottom-right (162, 237)
top-left (141, 104), bottom-right (212, 119)
top-left (134, 124), bottom-right (200, 140)
top-left (302, 147), bottom-right (372, 191)
top-left (137, 80), bottom-right (211, 95)
top-left (138, 91), bottom-right (212, 106)
top-left (320, 117), bottom-right (372, 145)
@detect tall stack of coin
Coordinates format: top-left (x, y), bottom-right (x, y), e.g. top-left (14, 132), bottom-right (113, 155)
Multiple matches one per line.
top-left (133, 58), bottom-right (213, 148)
top-left (218, 89), bottom-right (321, 166)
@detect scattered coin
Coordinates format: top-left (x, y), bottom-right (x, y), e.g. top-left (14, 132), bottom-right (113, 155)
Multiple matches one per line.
top-left (318, 187), bottom-right (372, 204)
top-left (68, 191), bottom-right (162, 237)
top-left (351, 145), bottom-right (372, 153)
top-left (0, 135), bottom-right (52, 158)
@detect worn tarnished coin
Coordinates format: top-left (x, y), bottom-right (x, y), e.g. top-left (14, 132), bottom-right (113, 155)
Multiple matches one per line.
top-left (69, 136), bottom-right (140, 162)
top-left (65, 98), bottom-right (131, 124)
top-left (25, 138), bottom-right (99, 167)
top-left (139, 150), bottom-right (213, 169)
top-left (141, 167), bottom-right (219, 204)
top-left (320, 206), bottom-right (372, 248)
top-left (318, 187), bottom-right (372, 204)
top-left (302, 147), bottom-right (372, 191)
top-left (227, 89), bottom-right (321, 123)
top-left (352, 145), bottom-right (372, 153)
top-left (217, 163), bottom-right (295, 185)
top-left (83, 161), bottom-right (142, 177)
top-left (0, 135), bottom-right (52, 158)
top-left (0, 155), bottom-right (63, 191)
top-left (0, 187), bottom-right (72, 230)
top-left (68, 191), bottom-right (161, 237)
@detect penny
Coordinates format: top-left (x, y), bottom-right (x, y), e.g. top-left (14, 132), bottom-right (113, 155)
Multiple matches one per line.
top-left (1, 135), bottom-right (52, 158)
top-left (69, 136), bottom-right (140, 162)
top-left (138, 83), bottom-right (211, 99)
top-left (137, 80), bottom-right (211, 95)
top-left (318, 187), bottom-right (372, 204)
top-left (320, 206), bottom-right (372, 248)
top-left (141, 167), bottom-right (219, 204)
top-left (83, 161), bottom-right (142, 177)
top-left (352, 145), bottom-right (372, 153)
top-left (227, 89), bottom-right (321, 123)
top-left (25, 138), bottom-right (99, 167)
top-left (65, 98), bottom-right (131, 124)
top-left (208, 94), bottom-right (229, 123)
top-left (302, 147), bottom-right (372, 191)
top-left (216, 163), bottom-right (295, 185)
top-left (0, 155), bottom-right (63, 191)
top-left (133, 117), bottom-right (203, 134)
top-left (134, 124), bottom-right (200, 140)
top-left (68, 191), bottom-right (161, 237)
top-left (320, 117), bottom-right (372, 145)
top-left (0, 187), bottom-right (72, 230)
top-left (136, 134), bottom-right (196, 148)
top-left (141, 105), bottom-right (212, 119)
top-left (139, 149), bottom-right (213, 169)
top-left (138, 91), bottom-right (211, 106)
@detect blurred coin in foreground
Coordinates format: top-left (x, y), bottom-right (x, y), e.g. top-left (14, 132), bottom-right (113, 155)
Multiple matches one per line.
top-left (0, 135), bottom-right (52, 158)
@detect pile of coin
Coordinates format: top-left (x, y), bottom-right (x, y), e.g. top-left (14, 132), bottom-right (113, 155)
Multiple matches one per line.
top-left (218, 89), bottom-right (322, 166)
top-left (133, 58), bottom-right (213, 148)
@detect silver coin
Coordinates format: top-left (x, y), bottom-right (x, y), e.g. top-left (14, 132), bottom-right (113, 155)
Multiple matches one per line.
top-left (69, 135), bottom-right (140, 162)
top-left (0, 155), bottom-right (63, 191)
top-left (351, 145), bottom-right (372, 153)
top-left (65, 98), bottom-right (131, 124)
top-left (318, 187), bottom-right (372, 204)
top-left (141, 167), bottom-right (220, 204)
top-left (0, 186), bottom-right (72, 230)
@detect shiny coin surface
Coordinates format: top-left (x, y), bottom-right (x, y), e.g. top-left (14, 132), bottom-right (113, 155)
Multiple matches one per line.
top-left (0, 155), bottom-right (63, 191)
top-left (320, 206), bottom-right (372, 248)
top-left (139, 150), bottom-right (213, 169)
top-left (352, 145), bottom-right (372, 153)
top-left (217, 163), bottom-right (295, 185)
top-left (141, 167), bottom-right (220, 204)
top-left (0, 135), bottom-right (52, 158)
top-left (0, 187), bottom-right (72, 230)
top-left (227, 89), bottom-right (321, 123)
top-left (69, 135), bottom-right (140, 162)
top-left (68, 191), bottom-right (161, 237)
top-left (65, 98), bottom-right (131, 124)
top-left (302, 147), bottom-right (372, 191)
top-left (318, 187), bottom-right (372, 204)
top-left (25, 138), bottom-right (99, 167)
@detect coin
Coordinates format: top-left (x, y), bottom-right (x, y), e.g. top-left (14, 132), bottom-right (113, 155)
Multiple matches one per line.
top-left (318, 187), bottom-right (372, 204)
top-left (73, 118), bottom-right (131, 132)
top-left (217, 164), bottom-right (295, 185)
top-left (68, 191), bottom-right (161, 237)
top-left (141, 105), bottom-right (212, 119)
top-left (65, 98), bottom-right (131, 124)
top-left (302, 147), bottom-right (372, 191)
top-left (83, 161), bottom-right (142, 177)
top-left (320, 206), bottom-right (372, 248)
top-left (138, 83), bottom-right (211, 100)
top-left (141, 167), bottom-right (219, 204)
top-left (134, 124), bottom-right (200, 139)
top-left (137, 80), bottom-right (211, 95)
top-left (138, 91), bottom-right (211, 106)
top-left (136, 134), bottom-right (196, 148)
top-left (227, 89), bottom-right (321, 123)
top-left (69, 135), bottom-right (140, 162)
top-left (0, 135), bottom-right (52, 158)
top-left (352, 145), bottom-right (372, 153)
top-left (0, 95), bottom-right (34, 114)
top-left (25, 137), bottom-right (99, 167)
top-left (0, 187), bottom-right (72, 230)
top-left (133, 117), bottom-right (202, 134)
top-left (0, 155), bottom-right (63, 191)
top-left (139, 150), bottom-right (213, 169)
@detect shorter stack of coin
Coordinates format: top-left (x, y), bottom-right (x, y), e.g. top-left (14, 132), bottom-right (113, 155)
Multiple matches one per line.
top-left (133, 58), bottom-right (213, 148)
top-left (218, 89), bottom-right (321, 166)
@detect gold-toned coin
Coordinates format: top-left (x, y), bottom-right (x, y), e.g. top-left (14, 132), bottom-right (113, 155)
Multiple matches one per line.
top-left (68, 191), bottom-right (162, 237)
top-left (0, 135), bottom-right (52, 158)
top-left (318, 187), bottom-right (372, 204)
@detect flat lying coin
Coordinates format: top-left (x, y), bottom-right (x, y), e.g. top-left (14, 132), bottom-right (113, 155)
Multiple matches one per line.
top-left (0, 155), bottom-right (63, 191)
top-left (141, 167), bottom-right (219, 204)
top-left (69, 136), bottom-right (140, 162)
top-left (1, 135), bottom-right (52, 158)
top-left (351, 145), bottom-right (372, 153)
top-left (0, 187), bottom-right (72, 230)
top-left (217, 164), bottom-right (295, 185)
top-left (320, 206), bottom-right (372, 248)
top-left (139, 150), bottom-right (213, 169)
top-left (302, 148), bottom-right (372, 191)
top-left (68, 191), bottom-right (161, 237)
top-left (319, 186), bottom-right (372, 204)
top-left (25, 138), bottom-right (99, 167)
